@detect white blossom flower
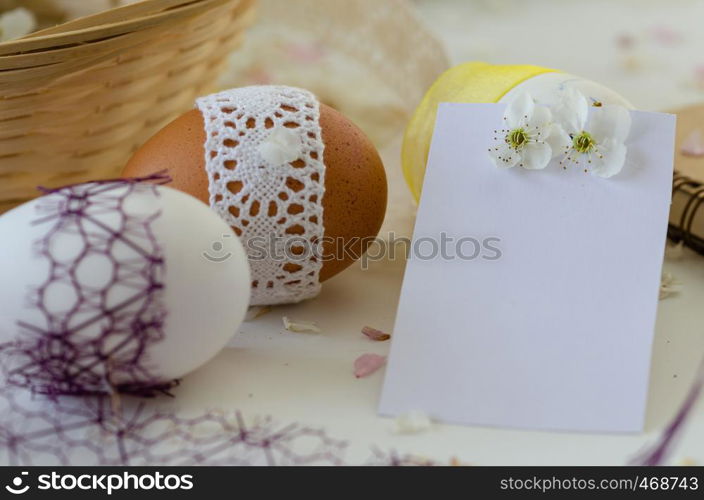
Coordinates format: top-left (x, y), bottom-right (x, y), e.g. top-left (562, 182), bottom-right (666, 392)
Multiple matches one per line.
top-left (488, 93), bottom-right (560, 170)
top-left (258, 126), bottom-right (303, 165)
top-left (549, 88), bottom-right (631, 178)
top-left (0, 8), bottom-right (36, 42)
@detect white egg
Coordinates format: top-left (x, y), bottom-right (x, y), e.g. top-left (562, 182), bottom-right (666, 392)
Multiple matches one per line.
top-left (0, 181), bottom-right (250, 394)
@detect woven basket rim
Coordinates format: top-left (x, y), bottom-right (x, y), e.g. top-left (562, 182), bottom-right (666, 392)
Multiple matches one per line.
top-left (0, 0), bottom-right (235, 57)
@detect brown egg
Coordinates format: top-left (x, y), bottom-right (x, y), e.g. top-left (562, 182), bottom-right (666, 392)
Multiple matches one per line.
top-left (123, 102), bottom-right (387, 283)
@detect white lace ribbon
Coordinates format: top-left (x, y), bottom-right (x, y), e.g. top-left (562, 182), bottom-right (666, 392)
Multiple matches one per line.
top-left (196, 86), bottom-right (325, 305)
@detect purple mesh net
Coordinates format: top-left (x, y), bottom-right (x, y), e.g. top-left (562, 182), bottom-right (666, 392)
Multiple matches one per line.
top-left (0, 173), bottom-right (173, 397)
top-left (0, 382), bottom-right (350, 466)
top-left (0, 373), bottom-right (440, 466)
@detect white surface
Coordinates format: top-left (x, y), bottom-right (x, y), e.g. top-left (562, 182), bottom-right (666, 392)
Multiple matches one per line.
top-left (160, 0), bottom-right (704, 465)
top-left (381, 104), bottom-right (675, 432)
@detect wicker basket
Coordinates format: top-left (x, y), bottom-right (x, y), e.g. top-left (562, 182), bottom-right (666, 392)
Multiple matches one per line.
top-left (0, 0), bottom-right (256, 213)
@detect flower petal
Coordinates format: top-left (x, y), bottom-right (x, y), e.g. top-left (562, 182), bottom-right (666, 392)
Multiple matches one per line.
top-left (283, 316), bottom-right (321, 333)
top-left (354, 353), bottom-right (386, 378)
top-left (392, 410), bottom-right (433, 434)
top-left (553, 87), bottom-right (588, 133)
top-left (521, 142), bottom-right (552, 170)
top-left (504, 92), bottom-right (534, 128)
top-left (681, 129), bottom-right (704, 157)
top-left (525, 104), bottom-right (551, 131)
top-left (361, 326), bottom-right (391, 341)
top-left (590, 105), bottom-right (631, 143)
top-left (659, 272), bottom-right (682, 300)
top-left (488, 141), bottom-right (520, 169)
top-left (258, 127), bottom-right (303, 165)
top-left (545, 123), bottom-right (572, 157)
top-left (592, 139), bottom-right (627, 178)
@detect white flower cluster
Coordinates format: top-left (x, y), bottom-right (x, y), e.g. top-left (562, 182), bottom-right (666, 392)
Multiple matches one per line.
top-left (488, 89), bottom-right (631, 178)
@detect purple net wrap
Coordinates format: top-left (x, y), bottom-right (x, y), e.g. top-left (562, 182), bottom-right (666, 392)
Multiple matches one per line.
top-left (0, 375), bottom-right (438, 466)
top-left (0, 174), bottom-right (173, 396)
top-left (0, 383), bottom-right (348, 466)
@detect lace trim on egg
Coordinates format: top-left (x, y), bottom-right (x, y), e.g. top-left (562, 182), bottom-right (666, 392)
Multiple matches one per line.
top-left (196, 86), bottom-right (325, 305)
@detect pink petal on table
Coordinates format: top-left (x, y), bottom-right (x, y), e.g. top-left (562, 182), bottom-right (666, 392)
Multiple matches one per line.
top-left (361, 326), bottom-right (391, 341)
top-left (286, 42), bottom-right (325, 63)
top-left (681, 129), bottom-right (704, 157)
top-left (649, 24), bottom-right (682, 45)
top-left (354, 353), bottom-right (386, 378)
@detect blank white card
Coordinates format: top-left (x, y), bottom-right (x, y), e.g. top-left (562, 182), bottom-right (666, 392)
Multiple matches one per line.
top-left (380, 103), bottom-right (675, 432)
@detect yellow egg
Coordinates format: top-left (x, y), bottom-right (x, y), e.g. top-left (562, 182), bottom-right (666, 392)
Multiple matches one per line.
top-left (403, 62), bottom-right (632, 201)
